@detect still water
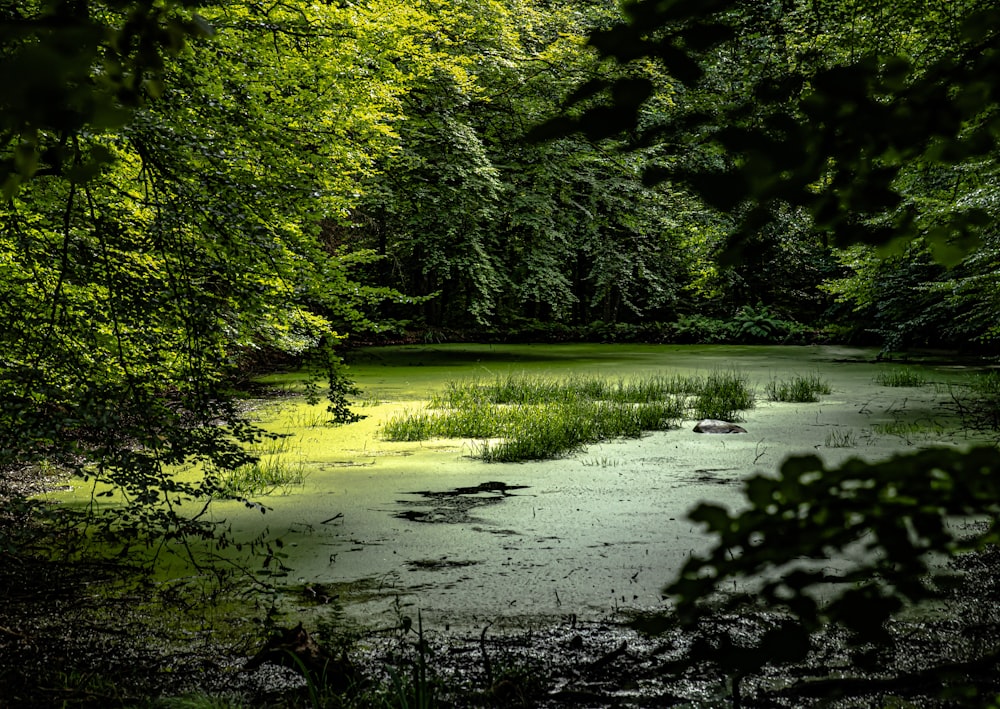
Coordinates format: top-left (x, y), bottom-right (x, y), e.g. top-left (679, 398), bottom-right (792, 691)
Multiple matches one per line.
top-left (55, 344), bottom-right (989, 631)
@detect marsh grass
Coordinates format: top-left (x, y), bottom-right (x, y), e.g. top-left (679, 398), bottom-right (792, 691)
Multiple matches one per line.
top-left (692, 370), bottom-right (755, 421)
top-left (216, 457), bottom-right (306, 497)
top-left (357, 393), bottom-right (385, 407)
top-left (284, 407), bottom-right (331, 429)
top-left (873, 368), bottom-right (928, 387)
top-left (247, 433), bottom-right (293, 456)
top-left (765, 373), bottom-right (832, 402)
top-left (582, 456), bottom-right (623, 467)
top-left (824, 428), bottom-right (858, 447)
top-left (870, 420), bottom-right (947, 442)
top-left (384, 371), bottom-right (754, 462)
top-left (949, 370), bottom-right (1000, 432)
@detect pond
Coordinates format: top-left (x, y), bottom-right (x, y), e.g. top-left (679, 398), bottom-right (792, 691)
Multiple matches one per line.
top-left (51, 344), bottom-right (991, 633)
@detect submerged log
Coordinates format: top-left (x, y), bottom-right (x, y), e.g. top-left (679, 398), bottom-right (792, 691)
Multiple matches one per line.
top-left (693, 419), bottom-right (747, 434)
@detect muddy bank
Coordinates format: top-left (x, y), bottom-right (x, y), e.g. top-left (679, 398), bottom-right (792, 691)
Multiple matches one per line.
top-left (2, 545), bottom-right (998, 707)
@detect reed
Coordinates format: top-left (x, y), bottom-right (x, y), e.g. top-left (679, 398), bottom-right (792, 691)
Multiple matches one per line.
top-left (385, 371), bottom-right (749, 462)
top-left (217, 457), bottom-right (306, 496)
top-left (247, 433), bottom-right (294, 456)
top-left (873, 368), bottom-right (927, 387)
top-left (765, 373), bottom-right (832, 402)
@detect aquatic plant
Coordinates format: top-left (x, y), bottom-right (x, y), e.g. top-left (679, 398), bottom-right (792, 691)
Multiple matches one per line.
top-left (764, 373), bottom-right (832, 402)
top-left (215, 457), bottom-right (306, 497)
top-left (869, 420), bottom-right (946, 442)
top-left (384, 371), bottom-right (751, 462)
top-left (384, 613), bottom-right (438, 709)
top-left (382, 410), bottom-right (439, 441)
top-left (283, 406), bottom-right (332, 429)
top-left (358, 393), bottom-right (385, 407)
top-left (824, 428), bottom-right (858, 448)
top-left (691, 370), bottom-right (755, 421)
top-left (873, 368), bottom-right (927, 387)
top-left (582, 457), bottom-right (623, 468)
top-left (247, 433), bottom-right (294, 456)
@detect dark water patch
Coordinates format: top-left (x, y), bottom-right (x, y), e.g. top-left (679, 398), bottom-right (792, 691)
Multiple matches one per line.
top-left (406, 558), bottom-right (481, 571)
top-left (394, 481), bottom-right (530, 524)
top-left (286, 574), bottom-right (422, 608)
top-left (688, 468), bottom-right (741, 485)
top-left (323, 460), bottom-right (375, 468)
top-left (471, 525), bottom-right (521, 535)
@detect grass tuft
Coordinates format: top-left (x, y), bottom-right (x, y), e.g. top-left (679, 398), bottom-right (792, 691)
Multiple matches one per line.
top-left (215, 457), bottom-right (306, 497)
top-left (824, 429), bottom-right (858, 448)
top-left (691, 370), bottom-right (756, 421)
top-left (873, 368), bottom-right (927, 387)
top-left (384, 371), bottom-right (755, 462)
top-left (765, 373), bottom-right (832, 402)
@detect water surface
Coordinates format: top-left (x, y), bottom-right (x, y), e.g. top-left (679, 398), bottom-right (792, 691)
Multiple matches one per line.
top-left (55, 344), bottom-right (990, 631)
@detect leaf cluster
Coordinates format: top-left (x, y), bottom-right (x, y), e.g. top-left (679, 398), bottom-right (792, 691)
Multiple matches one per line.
top-left (0, 0), bottom-right (214, 196)
top-left (668, 446), bottom-right (1000, 641)
top-left (1, 0), bottom-right (439, 561)
top-left (541, 0), bottom-right (1000, 265)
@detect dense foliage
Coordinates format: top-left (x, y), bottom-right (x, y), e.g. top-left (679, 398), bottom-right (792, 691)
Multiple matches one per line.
top-left (1, 0), bottom-right (428, 560)
top-left (552, 0), bottom-right (1000, 698)
top-left (546, 0), bottom-right (1000, 349)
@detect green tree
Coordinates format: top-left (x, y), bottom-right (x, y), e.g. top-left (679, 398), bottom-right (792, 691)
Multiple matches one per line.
top-left (547, 0), bottom-right (1000, 698)
top-left (0, 0), bottom-right (426, 564)
top-left (349, 0), bottom-right (706, 334)
top-left (1, 0), bottom-right (214, 195)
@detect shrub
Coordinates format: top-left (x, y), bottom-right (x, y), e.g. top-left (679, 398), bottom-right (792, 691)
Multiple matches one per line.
top-left (669, 314), bottom-right (734, 344)
top-left (730, 304), bottom-right (811, 344)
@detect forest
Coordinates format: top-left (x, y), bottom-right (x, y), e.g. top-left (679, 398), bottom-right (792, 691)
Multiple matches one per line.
top-left (2, 0), bottom-right (1000, 706)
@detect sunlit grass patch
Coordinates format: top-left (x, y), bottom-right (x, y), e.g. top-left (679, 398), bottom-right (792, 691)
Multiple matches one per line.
top-left (215, 457), bottom-right (306, 497)
top-left (382, 409), bottom-right (441, 441)
top-left (691, 370), bottom-right (755, 421)
top-left (384, 371), bottom-right (753, 462)
top-left (247, 433), bottom-right (294, 456)
top-left (765, 373), bottom-right (832, 402)
top-left (873, 368), bottom-right (928, 387)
